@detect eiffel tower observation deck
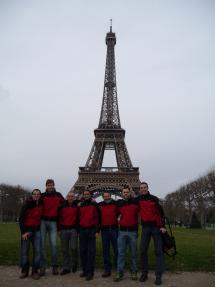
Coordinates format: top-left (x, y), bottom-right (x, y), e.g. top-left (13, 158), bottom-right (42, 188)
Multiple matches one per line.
top-left (72, 23), bottom-right (140, 197)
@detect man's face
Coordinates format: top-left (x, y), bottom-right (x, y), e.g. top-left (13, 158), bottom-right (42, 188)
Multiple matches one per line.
top-left (67, 192), bottom-right (75, 203)
top-left (46, 182), bottom-right (55, 192)
top-left (103, 192), bottom-right (111, 201)
top-left (83, 191), bottom-right (91, 200)
top-left (139, 184), bottom-right (149, 195)
top-left (122, 188), bottom-right (131, 200)
top-left (32, 191), bottom-right (41, 201)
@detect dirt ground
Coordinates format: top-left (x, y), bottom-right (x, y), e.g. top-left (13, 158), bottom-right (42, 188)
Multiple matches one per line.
top-left (0, 266), bottom-right (214, 287)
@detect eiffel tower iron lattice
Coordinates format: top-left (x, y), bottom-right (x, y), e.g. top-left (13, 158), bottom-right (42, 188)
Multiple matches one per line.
top-left (72, 24), bottom-right (140, 197)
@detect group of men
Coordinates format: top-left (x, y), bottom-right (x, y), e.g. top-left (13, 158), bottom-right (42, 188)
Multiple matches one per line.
top-left (19, 179), bottom-right (166, 285)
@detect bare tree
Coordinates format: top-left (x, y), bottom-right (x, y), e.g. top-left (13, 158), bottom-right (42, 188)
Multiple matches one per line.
top-left (163, 168), bottom-right (215, 228)
top-left (0, 183), bottom-right (31, 222)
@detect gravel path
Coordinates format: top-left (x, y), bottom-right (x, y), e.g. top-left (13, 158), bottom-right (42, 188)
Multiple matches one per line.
top-left (0, 266), bottom-right (214, 287)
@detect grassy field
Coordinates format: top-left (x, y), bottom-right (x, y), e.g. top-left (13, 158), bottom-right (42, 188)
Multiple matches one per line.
top-left (0, 224), bottom-right (215, 271)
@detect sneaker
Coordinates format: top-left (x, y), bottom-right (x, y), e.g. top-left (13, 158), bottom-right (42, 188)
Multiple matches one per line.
top-left (85, 275), bottom-right (93, 281)
top-left (131, 272), bottom-right (138, 281)
top-left (102, 271), bottom-right (111, 277)
top-left (155, 277), bottom-right (162, 285)
top-left (31, 272), bottom-right (40, 280)
top-left (60, 269), bottom-right (70, 275)
top-left (52, 267), bottom-right (59, 275)
top-left (19, 272), bottom-right (28, 279)
top-left (139, 273), bottom-right (148, 282)
top-left (113, 273), bottom-right (123, 282)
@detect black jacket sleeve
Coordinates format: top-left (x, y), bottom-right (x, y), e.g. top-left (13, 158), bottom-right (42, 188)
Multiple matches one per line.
top-left (97, 203), bottom-right (101, 233)
top-left (157, 201), bottom-right (166, 228)
top-left (19, 202), bottom-right (28, 234)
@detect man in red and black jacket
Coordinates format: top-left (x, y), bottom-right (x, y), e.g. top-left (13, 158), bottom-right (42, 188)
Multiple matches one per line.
top-left (138, 182), bottom-right (166, 285)
top-left (19, 189), bottom-right (43, 280)
top-left (58, 191), bottom-right (79, 275)
top-left (98, 192), bottom-right (118, 277)
top-left (40, 179), bottom-right (64, 276)
top-left (78, 190), bottom-right (99, 281)
top-left (114, 186), bottom-right (139, 282)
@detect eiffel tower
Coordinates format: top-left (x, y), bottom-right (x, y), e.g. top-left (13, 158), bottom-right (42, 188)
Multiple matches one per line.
top-left (72, 23), bottom-right (140, 197)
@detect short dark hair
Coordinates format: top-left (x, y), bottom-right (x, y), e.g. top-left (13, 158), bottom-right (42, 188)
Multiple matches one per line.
top-left (122, 185), bottom-right (130, 191)
top-left (102, 191), bottom-right (111, 196)
top-left (32, 189), bottom-right (41, 194)
top-left (83, 189), bottom-right (91, 195)
top-left (46, 179), bottom-right (55, 186)
top-left (140, 182), bottom-right (148, 187)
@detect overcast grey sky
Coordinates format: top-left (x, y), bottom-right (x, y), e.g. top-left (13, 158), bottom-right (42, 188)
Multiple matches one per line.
top-left (0, 0), bottom-right (215, 198)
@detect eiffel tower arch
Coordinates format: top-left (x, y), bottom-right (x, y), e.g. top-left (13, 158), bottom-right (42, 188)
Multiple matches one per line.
top-left (72, 24), bottom-right (140, 197)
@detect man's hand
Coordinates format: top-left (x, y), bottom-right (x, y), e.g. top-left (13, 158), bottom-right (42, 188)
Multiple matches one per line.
top-left (160, 227), bottom-right (166, 234)
top-left (96, 232), bottom-right (100, 239)
top-left (22, 232), bottom-right (30, 240)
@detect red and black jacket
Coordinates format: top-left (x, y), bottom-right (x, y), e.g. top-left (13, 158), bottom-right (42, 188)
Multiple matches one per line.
top-left (78, 199), bottom-right (99, 232)
top-left (117, 197), bottom-right (139, 231)
top-left (98, 199), bottom-right (118, 230)
top-left (58, 200), bottom-right (79, 230)
top-left (41, 190), bottom-right (64, 221)
top-left (138, 193), bottom-right (165, 228)
top-left (19, 197), bottom-right (43, 234)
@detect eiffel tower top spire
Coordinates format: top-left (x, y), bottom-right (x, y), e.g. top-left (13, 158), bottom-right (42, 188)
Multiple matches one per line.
top-left (98, 22), bottom-right (121, 129)
top-left (110, 18), bottom-right (112, 32)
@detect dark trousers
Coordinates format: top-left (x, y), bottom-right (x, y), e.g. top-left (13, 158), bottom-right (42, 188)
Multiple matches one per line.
top-left (79, 228), bottom-right (96, 276)
top-left (101, 228), bottom-right (118, 273)
top-left (60, 229), bottom-right (78, 271)
top-left (140, 226), bottom-right (164, 278)
top-left (20, 231), bottom-right (41, 273)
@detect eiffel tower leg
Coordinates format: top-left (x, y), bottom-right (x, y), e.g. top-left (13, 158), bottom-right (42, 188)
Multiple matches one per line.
top-left (115, 140), bottom-right (132, 169)
top-left (85, 140), bottom-right (105, 170)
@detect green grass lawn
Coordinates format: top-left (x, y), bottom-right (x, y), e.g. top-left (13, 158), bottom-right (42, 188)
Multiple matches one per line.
top-left (0, 223), bottom-right (215, 271)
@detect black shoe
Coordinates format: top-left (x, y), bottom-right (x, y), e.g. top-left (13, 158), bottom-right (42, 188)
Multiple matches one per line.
top-left (19, 272), bottom-right (28, 279)
top-left (80, 272), bottom-right (86, 277)
top-left (155, 277), bottom-right (162, 285)
top-left (31, 272), bottom-right (40, 280)
top-left (113, 273), bottom-right (123, 282)
top-left (139, 274), bottom-right (148, 282)
top-left (52, 267), bottom-right (59, 275)
top-left (60, 269), bottom-right (70, 275)
top-left (102, 271), bottom-right (111, 277)
top-left (72, 266), bottom-right (77, 273)
top-left (86, 275), bottom-right (93, 281)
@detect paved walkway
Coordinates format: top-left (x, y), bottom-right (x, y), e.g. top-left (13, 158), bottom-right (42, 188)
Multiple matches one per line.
top-left (0, 266), bottom-right (214, 287)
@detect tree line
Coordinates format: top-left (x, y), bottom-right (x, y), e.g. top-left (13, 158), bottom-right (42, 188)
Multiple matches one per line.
top-left (163, 169), bottom-right (215, 228)
top-left (0, 184), bottom-right (30, 222)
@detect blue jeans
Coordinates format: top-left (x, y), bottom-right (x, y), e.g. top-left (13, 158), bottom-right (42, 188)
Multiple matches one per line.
top-left (40, 220), bottom-right (58, 269)
top-left (60, 229), bottom-right (78, 271)
top-left (101, 228), bottom-right (118, 273)
top-left (79, 228), bottom-right (96, 276)
top-left (117, 230), bottom-right (138, 274)
top-left (20, 230), bottom-right (41, 273)
top-left (140, 226), bottom-right (164, 277)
